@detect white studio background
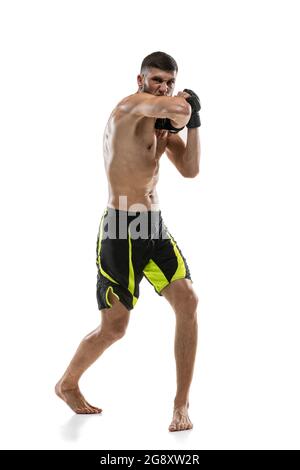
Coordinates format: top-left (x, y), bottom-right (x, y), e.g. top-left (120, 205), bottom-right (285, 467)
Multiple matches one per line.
top-left (0, 0), bottom-right (300, 450)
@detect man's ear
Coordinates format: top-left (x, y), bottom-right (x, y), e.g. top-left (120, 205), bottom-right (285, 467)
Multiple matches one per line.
top-left (137, 74), bottom-right (144, 88)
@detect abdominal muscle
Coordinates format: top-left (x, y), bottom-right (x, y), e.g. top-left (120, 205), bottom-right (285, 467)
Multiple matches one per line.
top-left (107, 160), bottom-right (160, 211)
top-left (104, 112), bottom-right (168, 212)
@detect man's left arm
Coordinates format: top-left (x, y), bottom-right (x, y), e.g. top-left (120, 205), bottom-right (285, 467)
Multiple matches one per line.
top-left (165, 128), bottom-right (201, 178)
top-left (165, 88), bottom-right (201, 178)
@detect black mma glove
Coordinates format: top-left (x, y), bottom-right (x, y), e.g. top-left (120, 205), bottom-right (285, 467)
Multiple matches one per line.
top-left (155, 118), bottom-right (184, 133)
top-left (183, 88), bottom-right (201, 128)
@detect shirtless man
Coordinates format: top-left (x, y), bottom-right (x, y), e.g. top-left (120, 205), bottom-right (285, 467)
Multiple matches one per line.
top-left (55, 51), bottom-right (201, 432)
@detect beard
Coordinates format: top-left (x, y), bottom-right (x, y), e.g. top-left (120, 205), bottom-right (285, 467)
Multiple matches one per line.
top-left (141, 84), bottom-right (153, 95)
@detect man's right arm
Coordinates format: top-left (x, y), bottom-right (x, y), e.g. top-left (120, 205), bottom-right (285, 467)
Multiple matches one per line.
top-left (119, 93), bottom-right (191, 129)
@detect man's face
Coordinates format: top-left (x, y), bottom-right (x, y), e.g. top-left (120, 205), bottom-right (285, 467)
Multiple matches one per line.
top-left (137, 67), bottom-right (176, 96)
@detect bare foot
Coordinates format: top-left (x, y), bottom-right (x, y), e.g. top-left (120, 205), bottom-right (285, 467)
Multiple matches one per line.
top-left (169, 405), bottom-right (193, 432)
top-left (55, 381), bottom-right (102, 414)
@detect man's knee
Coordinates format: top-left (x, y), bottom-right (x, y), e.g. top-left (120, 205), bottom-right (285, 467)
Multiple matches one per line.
top-left (106, 320), bottom-right (127, 340)
top-left (95, 317), bottom-right (127, 342)
top-left (173, 289), bottom-right (199, 319)
top-left (101, 301), bottom-right (130, 342)
top-left (163, 280), bottom-right (198, 316)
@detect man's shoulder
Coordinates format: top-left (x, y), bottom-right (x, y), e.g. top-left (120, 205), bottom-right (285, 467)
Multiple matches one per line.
top-left (107, 94), bottom-right (145, 129)
top-left (115, 92), bottom-right (153, 113)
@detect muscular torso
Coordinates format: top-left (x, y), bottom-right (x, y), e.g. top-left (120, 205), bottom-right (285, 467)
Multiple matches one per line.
top-left (103, 93), bottom-right (169, 211)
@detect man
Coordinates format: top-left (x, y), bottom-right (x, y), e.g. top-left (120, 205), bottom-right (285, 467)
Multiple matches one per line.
top-left (55, 51), bottom-right (201, 432)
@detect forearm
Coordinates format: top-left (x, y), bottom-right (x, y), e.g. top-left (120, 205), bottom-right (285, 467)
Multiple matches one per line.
top-left (181, 128), bottom-right (200, 177)
top-left (170, 103), bottom-right (191, 128)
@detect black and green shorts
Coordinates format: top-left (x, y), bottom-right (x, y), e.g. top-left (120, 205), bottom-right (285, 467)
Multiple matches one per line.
top-left (96, 207), bottom-right (191, 311)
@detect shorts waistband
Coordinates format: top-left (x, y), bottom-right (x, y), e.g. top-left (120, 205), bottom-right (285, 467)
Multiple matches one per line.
top-left (106, 206), bottom-right (161, 216)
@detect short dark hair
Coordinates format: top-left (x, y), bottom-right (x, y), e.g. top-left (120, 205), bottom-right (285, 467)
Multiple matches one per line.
top-left (140, 51), bottom-right (178, 74)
